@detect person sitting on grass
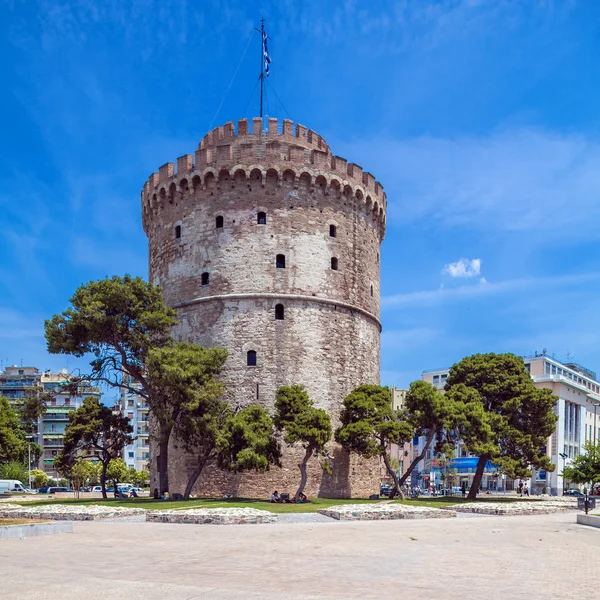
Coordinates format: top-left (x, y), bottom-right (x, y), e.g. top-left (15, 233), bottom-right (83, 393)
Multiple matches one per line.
top-left (270, 490), bottom-right (281, 503)
top-left (297, 493), bottom-right (307, 503)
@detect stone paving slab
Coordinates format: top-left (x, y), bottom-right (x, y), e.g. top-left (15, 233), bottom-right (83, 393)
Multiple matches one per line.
top-left (445, 501), bottom-right (577, 515)
top-left (146, 507), bottom-right (277, 524)
top-left (5, 512), bottom-right (597, 599)
top-left (318, 503), bottom-right (456, 520)
top-left (0, 504), bottom-right (145, 521)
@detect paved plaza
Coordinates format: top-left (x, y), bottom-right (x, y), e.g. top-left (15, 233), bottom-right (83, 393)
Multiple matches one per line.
top-left (1, 512), bottom-right (598, 599)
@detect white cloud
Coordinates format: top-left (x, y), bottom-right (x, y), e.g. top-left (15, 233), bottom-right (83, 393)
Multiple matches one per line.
top-left (337, 128), bottom-right (600, 239)
top-left (382, 271), bottom-right (600, 307)
top-left (443, 258), bottom-right (481, 278)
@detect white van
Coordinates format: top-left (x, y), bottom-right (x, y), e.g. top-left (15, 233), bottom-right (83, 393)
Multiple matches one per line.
top-left (0, 480), bottom-right (31, 494)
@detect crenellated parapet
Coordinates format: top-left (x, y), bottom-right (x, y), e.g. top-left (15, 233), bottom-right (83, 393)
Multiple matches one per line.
top-left (141, 118), bottom-right (386, 239)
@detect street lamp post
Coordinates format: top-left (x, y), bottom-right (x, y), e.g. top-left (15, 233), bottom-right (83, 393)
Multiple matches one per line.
top-left (26, 435), bottom-right (33, 489)
top-left (559, 452), bottom-right (568, 495)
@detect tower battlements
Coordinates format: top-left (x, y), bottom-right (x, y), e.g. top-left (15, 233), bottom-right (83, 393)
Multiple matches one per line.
top-left (141, 118), bottom-right (386, 239)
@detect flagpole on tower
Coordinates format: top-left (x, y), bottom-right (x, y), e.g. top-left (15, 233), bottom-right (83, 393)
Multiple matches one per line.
top-left (255, 18), bottom-right (271, 120)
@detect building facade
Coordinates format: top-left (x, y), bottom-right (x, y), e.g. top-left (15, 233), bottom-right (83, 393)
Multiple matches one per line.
top-left (0, 366), bottom-right (101, 477)
top-left (119, 379), bottom-right (150, 471)
top-left (142, 117), bottom-right (386, 498)
top-left (421, 353), bottom-right (600, 495)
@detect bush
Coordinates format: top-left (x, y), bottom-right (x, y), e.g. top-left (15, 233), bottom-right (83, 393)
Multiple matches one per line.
top-left (0, 462), bottom-right (29, 483)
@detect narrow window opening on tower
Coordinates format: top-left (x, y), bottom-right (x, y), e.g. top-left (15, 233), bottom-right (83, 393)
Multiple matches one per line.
top-left (329, 224), bottom-right (337, 237)
top-left (201, 272), bottom-right (209, 285)
top-left (247, 350), bottom-right (257, 366)
top-left (256, 383), bottom-right (259, 399)
top-left (257, 212), bottom-right (267, 225)
top-left (377, 252), bottom-right (379, 263)
top-left (216, 215), bottom-right (224, 228)
top-left (331, 257), bottom-right (338, 271)
top-left (370, 285), bottom-right (374, 297)
top-left (276, 254), bottom-right (286, 269)
top-left (175, 225), bottom-right (181, 239)
top-left (275, 304), bottom-right (284, 320)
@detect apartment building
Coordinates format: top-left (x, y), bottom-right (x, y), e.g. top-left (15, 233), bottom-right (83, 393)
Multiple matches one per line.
top-left (0, 366), bottom-right (101, 476)
top-left (119, 378), bottom-right (150, 471)
top-left (421, 352), bottom-right (600, 495)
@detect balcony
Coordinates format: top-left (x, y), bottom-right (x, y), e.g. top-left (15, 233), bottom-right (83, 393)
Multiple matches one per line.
top-left (44, 414), bottom-right (70, 421)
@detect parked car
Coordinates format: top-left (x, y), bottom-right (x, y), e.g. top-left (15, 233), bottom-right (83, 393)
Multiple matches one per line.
top-left (564, 489), bottom-right (583, 496)
top-left (38, 486), bottom-right (52, 494)
top-left (91, 486), bottom-right (103, 493)
top-left (47, 487), bottom-right (72, 494)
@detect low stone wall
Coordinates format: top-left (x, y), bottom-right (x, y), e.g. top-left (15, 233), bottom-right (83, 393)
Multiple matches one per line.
top-left (0, 504), bottom-right (145, 521)
top-left (0, 520), bottom-right (73, 540)
top-left (577, 514), bottom-right (600, 528)
top-left (146, 507), bottom-right (277, 525)
top-left (318, 504), bottom-right (456, 521)
top-left (446, 501), bottom-right (577, 515)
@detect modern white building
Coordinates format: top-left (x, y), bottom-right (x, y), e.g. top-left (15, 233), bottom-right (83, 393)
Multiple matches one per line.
top-left (421, 352), bottom-right (600, 495)
top-left (119, 378), bottom-right (150, 471)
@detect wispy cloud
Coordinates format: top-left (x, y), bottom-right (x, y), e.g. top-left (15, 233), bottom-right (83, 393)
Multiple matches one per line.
top-left (339, 128), bottom-right (600, 239)
top-left (443, 258), bottom-right (481, 278)
top-left (382, 271), bottom-right (600, 307)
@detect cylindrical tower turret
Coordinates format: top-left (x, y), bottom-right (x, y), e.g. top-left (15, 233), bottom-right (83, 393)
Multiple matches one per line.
top-left (142, 117), bottom-right (386, 498)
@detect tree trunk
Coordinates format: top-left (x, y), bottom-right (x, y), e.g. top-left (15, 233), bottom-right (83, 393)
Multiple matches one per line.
top-left (158, 429), bottom-right (171, 495)
top-left (183, 449), bottom-right (212, 500)
top-left (100, 460), bottom-right (108, 499)
top-left (295, 446), bottom-right (313, 502)
top-left (389, 429), bottom-right (435, 499)
top-left (467, 455), bottom-right (488, 500)
top-left (382, 447), bottom-right (404, 499)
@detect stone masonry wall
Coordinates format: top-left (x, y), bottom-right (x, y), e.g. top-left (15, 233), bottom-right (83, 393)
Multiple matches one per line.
top-left (143, 118), bottom-right (385, 498)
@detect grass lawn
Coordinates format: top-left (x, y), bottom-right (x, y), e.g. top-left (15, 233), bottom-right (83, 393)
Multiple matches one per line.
top-left (13, 494), bottom-right (524, 512)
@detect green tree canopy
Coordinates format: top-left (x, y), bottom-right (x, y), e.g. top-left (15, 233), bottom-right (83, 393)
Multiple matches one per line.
top-left (31, 469), bottom-right (49, 489)
top-left (216, 405), bottom-right (281, 473)
top-left (274, 385), bottom-right (332, 501)
top-left (0, 461), bottom-right (28, 483)
top-left (106, 458), bottom-right (128, 493)
top-left (335, 384), bottom-right (413, 498)
top-left (45, 275), bottom-right (177, 393)
top-left (58, 397), bottom-right (133, 498)
top-left (0, 397), bottom-right (26, 464)
top-left (71, 459), bottom-right (97, 494)
top-left (562, 441), bottom-right (600, 488)
top-left (146, 341), bottom-right (229, 494)
top-left (389, 380), bottom-right (463, 497)
top-left (175, 396), bottom-right (280, 500)
top-left (15, 385), bottom-right (52, 432)
top-left (445, 353), bottom-right (558, 499)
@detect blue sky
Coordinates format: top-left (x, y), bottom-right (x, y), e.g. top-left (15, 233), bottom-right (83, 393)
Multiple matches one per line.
top-left (2, 0), bottom-right (600, 391)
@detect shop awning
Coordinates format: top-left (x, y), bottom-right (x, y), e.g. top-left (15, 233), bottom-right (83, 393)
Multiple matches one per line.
top-left (447, 458), bottom-right (499, 473)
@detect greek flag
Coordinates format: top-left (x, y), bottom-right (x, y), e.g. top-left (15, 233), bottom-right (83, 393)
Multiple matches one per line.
top-left (263, 30), bottom-right (271, 77)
